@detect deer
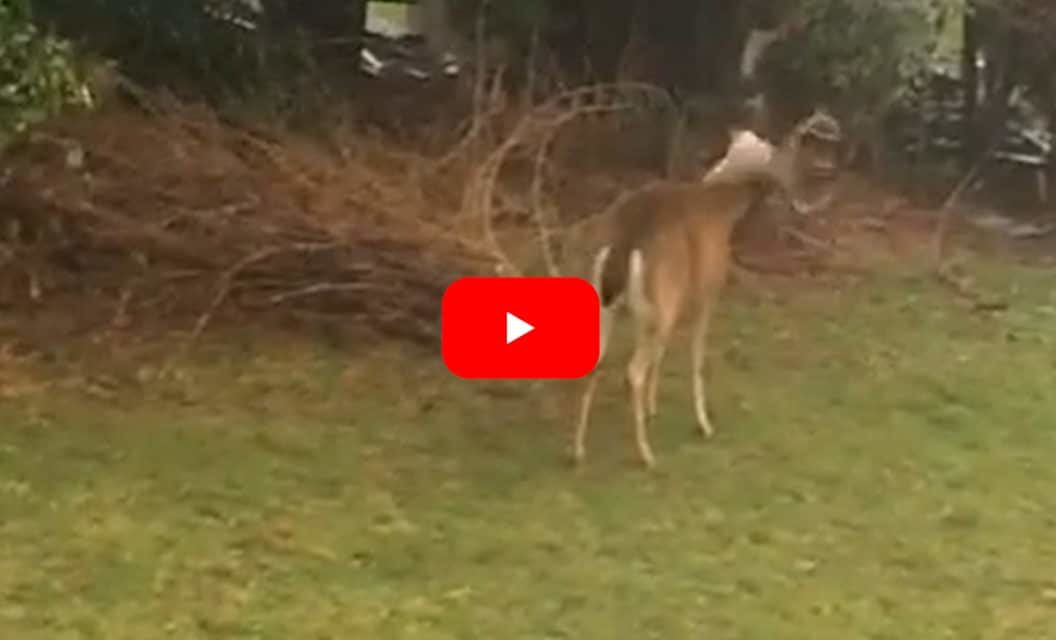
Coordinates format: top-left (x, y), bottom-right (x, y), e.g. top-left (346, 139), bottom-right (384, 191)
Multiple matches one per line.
top-left (573, 108), bottom-right (844, 469)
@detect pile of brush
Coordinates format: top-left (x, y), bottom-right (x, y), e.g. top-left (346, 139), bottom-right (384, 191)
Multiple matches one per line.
top-left (0, 96), bottom-right (492, 344)
top-left (0, 83), bottom-right (851, 350)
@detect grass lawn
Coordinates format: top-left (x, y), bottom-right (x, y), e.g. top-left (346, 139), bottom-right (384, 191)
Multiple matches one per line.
top-left (2, 258), bottom-right (1056, 639)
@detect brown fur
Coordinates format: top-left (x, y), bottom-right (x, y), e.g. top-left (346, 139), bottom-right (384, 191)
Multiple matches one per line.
top-left (599, 180), bottom-right (769, 309)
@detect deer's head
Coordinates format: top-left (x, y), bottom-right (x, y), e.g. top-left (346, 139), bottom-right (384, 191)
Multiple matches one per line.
top-left (699, 107), bottom-right (843, 215)
top-left (770, 108), bottom-right (844, 214)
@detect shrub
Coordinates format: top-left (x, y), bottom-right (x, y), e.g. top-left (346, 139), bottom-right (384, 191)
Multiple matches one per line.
top-left (0, 0), bottom-right (93, 146)
top-left (761, 0), bottom-right (957, 123)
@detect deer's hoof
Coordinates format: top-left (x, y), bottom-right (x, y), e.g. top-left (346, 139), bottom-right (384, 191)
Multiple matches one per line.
top-left (696, 413), bottom-right (715, 439)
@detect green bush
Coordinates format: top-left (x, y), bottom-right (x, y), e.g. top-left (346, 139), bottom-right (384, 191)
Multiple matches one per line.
top-left (32, 0), bottom-right (350, 110)
top-left (762, 0), bottom-right (957, 121)
top-left (0, 0), bottom-right (92, 145)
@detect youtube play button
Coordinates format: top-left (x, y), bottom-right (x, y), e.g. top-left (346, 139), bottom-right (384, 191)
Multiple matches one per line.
top-left (442, 277), bottom-right (600, 379)
top-left (506, 312), bottom-right (534, 344)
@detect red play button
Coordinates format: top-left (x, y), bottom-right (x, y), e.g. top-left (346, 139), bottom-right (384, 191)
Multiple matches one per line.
top-left (441, 277), bottom-right (600, 379)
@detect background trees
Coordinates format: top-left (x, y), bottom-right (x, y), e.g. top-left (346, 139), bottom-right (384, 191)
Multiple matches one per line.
top-left (3, 0), bottom-right (1055, 186)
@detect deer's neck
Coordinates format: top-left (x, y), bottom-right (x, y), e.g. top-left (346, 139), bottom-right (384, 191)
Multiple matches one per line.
top-left (691, 181), bottom-right (769, 246)
top-left (729, 181), bottom-right (770, 227)
top-left (765, 144), bottom-right (799, 194)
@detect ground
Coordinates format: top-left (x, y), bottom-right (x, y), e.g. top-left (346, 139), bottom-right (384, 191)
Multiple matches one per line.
top-left (2, 251), bottom-right (1055, 639)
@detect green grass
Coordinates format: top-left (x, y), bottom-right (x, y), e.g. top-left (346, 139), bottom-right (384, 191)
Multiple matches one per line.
top-left (3, 259), bottom-right (1056, 639)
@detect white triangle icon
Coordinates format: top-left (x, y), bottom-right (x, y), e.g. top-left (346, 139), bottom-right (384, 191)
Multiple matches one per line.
top-left (506, 312), bottom-right (534, 344)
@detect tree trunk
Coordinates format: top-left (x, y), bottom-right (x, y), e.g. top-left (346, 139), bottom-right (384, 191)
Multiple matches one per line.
top-left (961, 1), bottom-right (979, 166)
top-left (1048, 82), bottom-right (1056, 188)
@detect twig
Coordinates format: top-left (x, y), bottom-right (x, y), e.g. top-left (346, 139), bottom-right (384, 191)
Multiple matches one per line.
top-left (158, 199), bottom-right (260, 230)
top-left (463, 83), bottom-right (672, 277)
top-left (531, 130), bottom-right (561, 276)
top-left (930, 154), bottom-right (989, 270)
top-left (268, 282), bottom-right (370, 304)
top-left (161, 242), bottom-right (340, 375)
top-left (61, 199), bottom-right (221, 268)
top-left (934, 264), bottom-right (1008, 313)
top-left (110, 284), bottom-right (135, 329)
top-left (779, 226), bottom-right (834, 254)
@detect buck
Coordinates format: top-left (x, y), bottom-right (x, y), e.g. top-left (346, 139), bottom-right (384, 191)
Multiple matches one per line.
top-left (573, 109), bottom-right (844, 468)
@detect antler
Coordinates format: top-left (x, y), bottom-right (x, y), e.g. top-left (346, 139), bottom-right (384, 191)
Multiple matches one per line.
top-left (793, 108), bottom-right (843, 143)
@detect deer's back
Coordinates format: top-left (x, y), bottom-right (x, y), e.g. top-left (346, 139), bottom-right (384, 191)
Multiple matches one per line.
top-left (599, 181), bottom-right (762, 307)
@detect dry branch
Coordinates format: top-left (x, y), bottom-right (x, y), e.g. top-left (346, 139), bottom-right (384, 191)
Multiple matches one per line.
top-left (931, 159), bottom-right (986, 269)
top-left (460, 82), bottom-right (675, 277)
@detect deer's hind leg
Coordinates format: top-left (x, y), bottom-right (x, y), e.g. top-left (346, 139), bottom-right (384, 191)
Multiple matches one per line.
top-left (626, 329), bottom-right (658, 468)
top-left (691, 306), bottom-right (715, 438)
top-left (573, 301), bottom-right (615, 464)
top-left (645, 338), bottom-right (666, 422)
top-left (626, 249), bottom-right (682, 468)
top-left (573, 247), bottom-right (617, 465)
top-left (690, 264), bottom-right (724, 439)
